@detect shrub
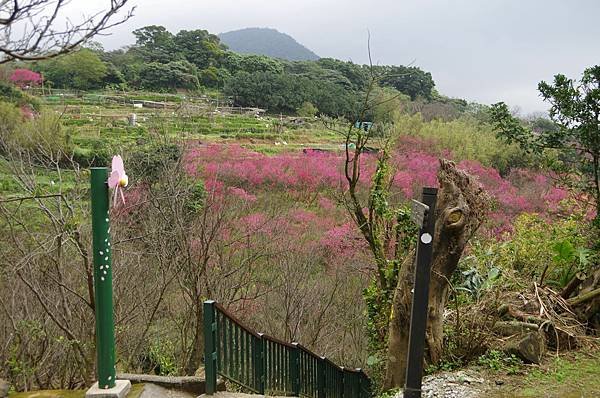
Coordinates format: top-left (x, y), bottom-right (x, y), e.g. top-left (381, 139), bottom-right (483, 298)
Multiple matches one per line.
top-left (395, 113), bottom-right (531, 174)
top-left (128, 142), bottom-right (182, 183)
top-left (297, 101), bottom-right (318, 117)
top-left (4, 111), bottom-right (73, 159)
top-left (72, 145), bottom-right (112, 167)
top-left (460, 212), bottom-right (589, 289)
top-left (148, 338), bottom-right (178, 376)
top-left (0, 81), bottom-right (41, 111)
top-left (0, 101), bottom-right (22, 149)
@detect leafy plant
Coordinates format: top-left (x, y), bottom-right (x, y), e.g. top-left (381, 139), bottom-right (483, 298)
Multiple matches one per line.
top-left (477, 350), bottom-right (522, 374)
top-left (148, 338), bottom-right (178, 376)
top-left (545, 239), bottom-right (593, 288)
top-left (458, 266), bottom-right (501, 298)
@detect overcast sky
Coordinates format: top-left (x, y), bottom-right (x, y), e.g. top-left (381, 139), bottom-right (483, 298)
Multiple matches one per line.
top-left (80, 0), bottom-right (599, 113)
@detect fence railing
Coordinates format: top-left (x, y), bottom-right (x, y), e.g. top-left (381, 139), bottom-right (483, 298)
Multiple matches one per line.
top-left (203, 300), bottom-right (371, 398)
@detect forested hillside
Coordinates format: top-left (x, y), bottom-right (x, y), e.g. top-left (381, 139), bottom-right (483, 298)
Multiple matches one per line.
top-left (219, 27), bottom-right (320, 61)
top-left (23, 25), bottom-right (437, 116)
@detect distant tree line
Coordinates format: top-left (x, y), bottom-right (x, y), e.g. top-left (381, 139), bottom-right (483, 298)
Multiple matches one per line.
top-left (17, 25), bottom-right (437, 116)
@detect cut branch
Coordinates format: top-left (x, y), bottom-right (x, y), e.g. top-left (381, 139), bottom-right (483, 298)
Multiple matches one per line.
top-left (567, 287), bottom-right (600, 307)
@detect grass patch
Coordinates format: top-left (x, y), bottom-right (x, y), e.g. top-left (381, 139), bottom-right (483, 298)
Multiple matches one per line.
top-left (519, 354), bottom-right (600, 397)
top-left (8, 383), bottom-right (145, 398)
top-left (487, 352), bottom-right (600, 398)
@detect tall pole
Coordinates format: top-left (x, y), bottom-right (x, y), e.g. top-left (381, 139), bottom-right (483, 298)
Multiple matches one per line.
top-left (90, 167), bottom-right (116, 389)
top-left (404, 187), bottom-right (438, 398)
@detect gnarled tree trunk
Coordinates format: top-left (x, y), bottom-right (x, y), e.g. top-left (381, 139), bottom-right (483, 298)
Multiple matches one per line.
top-left (384, 159), bottom-right (489, 389)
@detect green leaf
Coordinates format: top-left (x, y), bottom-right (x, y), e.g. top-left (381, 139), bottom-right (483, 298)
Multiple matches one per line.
top-left (552, 240), bottom-right (575, 262)
top-left (366, 355), bottom-right (380, 366)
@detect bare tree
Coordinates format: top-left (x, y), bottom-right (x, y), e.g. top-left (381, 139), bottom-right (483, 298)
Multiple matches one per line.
top-left (0, 0), bottom-right (134, 63)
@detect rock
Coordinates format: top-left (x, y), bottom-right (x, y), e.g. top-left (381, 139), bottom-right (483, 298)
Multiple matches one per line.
top-left (495, 379), bottom-right (505, 385)
top-left (502, 331), bottom-right (546, 364)
top-left (0, 379), bottom-right (9, 398)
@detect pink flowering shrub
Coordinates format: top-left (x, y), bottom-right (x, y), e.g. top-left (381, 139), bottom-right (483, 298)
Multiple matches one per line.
top-left (183, 138), bottom-right (583, 239)
top-left (185, 144), bottom-right (361, 193)
top-left (10, 69), bottom-right (42, 88)
top-left (228, 187), bottom-right (257, 203)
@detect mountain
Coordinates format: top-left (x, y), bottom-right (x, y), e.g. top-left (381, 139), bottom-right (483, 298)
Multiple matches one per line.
top-left (219, 27), bottom-right (319, 61)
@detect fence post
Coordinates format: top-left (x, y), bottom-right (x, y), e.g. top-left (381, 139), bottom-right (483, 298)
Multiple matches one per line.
top-left (257, 333), bottom-right (266, 394)
top-left (203, 300), bottom-right (217, 395)
top-left (363, 371), bottom-right (372, 398)
top-left (90, 167), bottom-right (116, 389)
top-left (356, 369), bottom-right (365, 398)
top-left (317, 357), bottom-right (325, 398)
top-left (341, 368), bottom-right (346, 398)
top-left (290, 343), bottom-right (300, 395)
top-left (404, 187), bottom-right (438, 398)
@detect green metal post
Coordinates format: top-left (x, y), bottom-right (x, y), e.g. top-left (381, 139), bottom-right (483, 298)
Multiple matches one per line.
top-left (290, 343), bottom-right (300, 396)
top-left (90, 167), bottom-right (116, 389)
top-left (203, 300), bottom-right (217, 395)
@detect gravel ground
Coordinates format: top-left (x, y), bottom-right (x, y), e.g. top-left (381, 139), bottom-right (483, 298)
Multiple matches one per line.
top-left (395, 370), bottom-right (491, 398)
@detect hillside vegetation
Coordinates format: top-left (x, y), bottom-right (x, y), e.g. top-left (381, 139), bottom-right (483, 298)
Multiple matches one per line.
top-left (0, 21), bottom-right (599, 398)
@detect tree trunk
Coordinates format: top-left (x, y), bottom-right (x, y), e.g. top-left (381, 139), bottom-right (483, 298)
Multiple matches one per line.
top-left (574, 266), bottom-right (600, 330)
top-left (184, 299), bottom-right (204, 375)
top-left (384, 159), bottom-right (489, 389)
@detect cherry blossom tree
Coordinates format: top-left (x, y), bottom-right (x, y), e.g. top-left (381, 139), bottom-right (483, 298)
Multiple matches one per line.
top-left (9, 68), bottom-right (42, 87)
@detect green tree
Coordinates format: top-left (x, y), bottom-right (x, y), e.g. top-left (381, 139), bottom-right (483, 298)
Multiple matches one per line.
top-left (491, 65), bottom-right (600, 225)
top-left (138, 60), bottom-right (199, 91)
top-left (378, 65), bottom-right (435, 100)
top-left (102, 48), bottom-right (144, 87)
top-left (102, 63), bottom-right (127, 88)
top-left (199, 66), bottom-right (229, 88)
top-left (224, 70), bottom-right (356, 116)
top-left (132, 25), bottom-right (178, 63)
top-left (222, 52), bottom-right (284, 75)
top-left (287, 60), bottom-right (355, 90)
top-left (38, 49), bottom-right (107, 89)
top-left (316, 58), bottom-right (369, 90)
top-left (174, 29), bottom-right (225, 69)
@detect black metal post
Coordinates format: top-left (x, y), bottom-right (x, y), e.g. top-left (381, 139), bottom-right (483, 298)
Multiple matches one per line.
top-left (404, 187), bottom-right (438, 398)
top-left (257, 333), bottom-right (266, 394)
top-left (290, 343), bottom-right (300, 396)
top-left (317, 357), bottom-right (325, 398)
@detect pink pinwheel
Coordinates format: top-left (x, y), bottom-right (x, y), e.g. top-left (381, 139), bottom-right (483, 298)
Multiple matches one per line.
top-left (108, 155), bottom-right (128, 206)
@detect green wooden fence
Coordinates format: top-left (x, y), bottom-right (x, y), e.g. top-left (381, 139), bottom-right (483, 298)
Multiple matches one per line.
top-left (203, 300), bottom-right (371, 398)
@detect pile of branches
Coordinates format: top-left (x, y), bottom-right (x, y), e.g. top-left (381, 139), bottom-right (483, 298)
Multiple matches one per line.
top-left (441, 274), bottom-right (599, 366)
top-left (495, 283), bottom-right (596, 354)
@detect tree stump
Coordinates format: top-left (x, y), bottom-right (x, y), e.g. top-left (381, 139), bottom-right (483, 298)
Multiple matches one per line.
top-left (502, 331), bottom-right (546, 364)
top-left (384, 159), bottom-right (490, 389)
top-left (574, 267), bottom-right (600, 330)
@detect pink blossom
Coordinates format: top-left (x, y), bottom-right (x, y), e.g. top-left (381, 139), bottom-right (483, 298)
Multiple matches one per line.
top-left (228, 187), bottom-right (257, 202)
top-left (10, 69), bottom-right (42, 88)
top-left (108, 155), bottom-right (128, 206)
